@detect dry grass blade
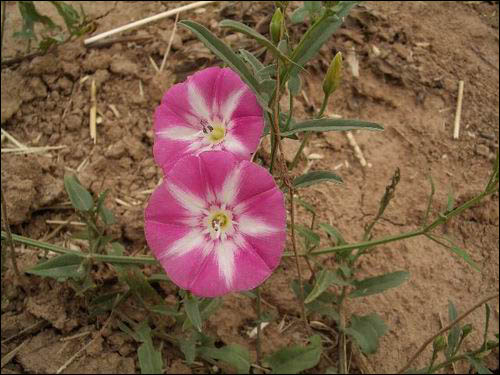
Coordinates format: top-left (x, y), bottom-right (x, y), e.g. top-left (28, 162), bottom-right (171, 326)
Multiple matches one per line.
top-left (90, 79), bottom-right (97, 144)
top-left (1, 340), bottom-right (28, 369)
top-left (83, 1), bottom-right (216, 45)
top-left (1, 146), bottom-right (66, 154)
top-left (159, 12), bottom-right (179, 73)
top-left (1, 128), bottom-right (27, 149)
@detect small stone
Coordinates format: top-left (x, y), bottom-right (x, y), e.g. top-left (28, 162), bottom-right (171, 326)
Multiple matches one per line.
top-left (105, 141), bottom-right (126, 159)
top-left (57, 76), bottom-right (73, 95)
top-left (65, 114), bottom-right (82, 131)
top-left (475, 144), bottom-right (490, 158)
top-left (110, 55), bottom-right (139, 76)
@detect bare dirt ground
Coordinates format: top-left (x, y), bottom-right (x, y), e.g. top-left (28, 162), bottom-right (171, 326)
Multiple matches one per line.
top-left (1, 1), bottom-right (499, 373)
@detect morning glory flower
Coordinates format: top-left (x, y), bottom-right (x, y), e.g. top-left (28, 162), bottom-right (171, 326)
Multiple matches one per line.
top-left (144, 150), bottom-right (286, 297)
top-left (153, 67), bottom-right (264, 173)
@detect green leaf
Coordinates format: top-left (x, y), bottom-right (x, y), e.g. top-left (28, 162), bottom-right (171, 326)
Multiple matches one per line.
top-left (265, 335), bottom-right (322, 374)
top-left (290, 7), bottom-right (308, 24)
top-left (200, 297), bottom-right (222, 320)
top-left (305, 269), bottom-right (343, 304)
top-left (219, 20), bottom-right (288, 61)
top-left (179, 334), bottom-right (197, 364)
top-left (446, 301), bottom-right (460, 359)
top-left (344, 313), bottom-right (387, 354)
top-left (49, 1), bottom-right (81, 34)
top-left (99, 206), bottom-right (116, 225)
top-left (200, 344), bottom-right (251, 374)
top-left (136, 323), bottom-right (163, 374)
top-left (449, 243), bottom-right (481, 272)
top-left (306, 299), bottom-right (340, 321)
top-left (349, 271), bottom-right (410, 298)
top-left (257, 64), bottom-right (276, 80)
top-left (447, 189), bottom-right (455, 212)
top-left (465, 355), bottom-right (492, 374)
top-left (25, 253), bottom-right (84, 281)
top-left (219, 20), bottom-right (302, 70)
top-left (282, 118), bottom-right (384, 136)
top-left (239, 49), bottom-right (265, 74)
top-left (288, 2), bottom-right (358, 77)
top-left (304, 1), bottom-right (323, 13)
top-left (184, 294), bottom-right (202, 332)
top-left (64, 174), bottom-right (94, 211)
top-left (138, 342), bottom-right (163, 375)
top-left (14, 1), bottom-right (58, 40)
top-left (293, 171), bottom-right (343, 189)
top-left (320, 223), bottom-right (346, 245)
top-left (178, 21), bottom-right (262, 101)
top-left (288, 73), bottom-right (302, 96)
top-left (296, 198), bottom-right (316, 214)
top-left (295, 224), bottom-right (320, 248)
top-left (150, 304), bottom-right (182, 317)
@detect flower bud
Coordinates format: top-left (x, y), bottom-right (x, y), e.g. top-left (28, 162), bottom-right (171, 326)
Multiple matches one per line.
top-left (275, 1), bottom-right (289, 10)
top-left (461, 323), bottom-right (473, 338)
top-left (433, 336), bottom-right (447, 352)
top-left (270, 8), bottom-right (283, 45)
top-left (322, 51), bottom-right (342, 97)
top-left (324, 1), bottom-right (339, 8)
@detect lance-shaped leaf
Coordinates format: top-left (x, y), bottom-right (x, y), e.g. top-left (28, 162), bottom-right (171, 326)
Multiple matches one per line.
top-left (293, 171), bottom-right (343, 189)
top-left (287, 1), bottom-right (359, 77)
top-left (64, 174), bottom-right (94, 211)
top-left (349, 271), bottom-right (410, 298)
top-left (264, 335), bottom-right (322, 374)
top-left (178, 20), bottom-right (265, 108)
top-left (219, 20), bottom-right (298, 67)
top-left (25, 253), bottom-right (85, 281)
top-left (200, 344), bottom-right (251, 374)
top-left (184, 294), bottom-right (202, 332)
top-left (282, 118), bottom-right (384, 136)
top-left (305, 268), bottom-right (350, 304)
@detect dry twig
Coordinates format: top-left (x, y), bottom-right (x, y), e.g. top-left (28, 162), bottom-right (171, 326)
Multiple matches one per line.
top-left (83, 1), bottom-right (215, 45)
top-left (453, 80), bottom-right (464, 140)
top-left (159, 12), bottom-right (179, 73)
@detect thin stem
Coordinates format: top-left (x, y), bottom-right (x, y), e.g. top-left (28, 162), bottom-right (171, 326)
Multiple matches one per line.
top-left (429, 345), bottom-right (499, 373)
top-left (1, 231), bottom-right (157, 265)
top-left (289, 189), bottom-right (309, 332)
top-left (398, 293), bottom-right (499, 374)
top-left (337, 286), bottom-right (348, 374)
top-left (289, 92), bottom-right (329, 170)
top-left (1, 186), bottom-right (24, 285)
top-left (256, 286), bottom-right (262, 365)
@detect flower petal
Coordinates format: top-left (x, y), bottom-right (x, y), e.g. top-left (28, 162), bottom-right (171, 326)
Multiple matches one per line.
top-left (214, 68), bottom-right (262, 120)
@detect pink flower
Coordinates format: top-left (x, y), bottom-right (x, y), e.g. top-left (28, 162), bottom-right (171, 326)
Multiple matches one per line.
top-left (153, 67), bottom-right (264, 173)
top-left (144, 151), bottom-right (286, 297)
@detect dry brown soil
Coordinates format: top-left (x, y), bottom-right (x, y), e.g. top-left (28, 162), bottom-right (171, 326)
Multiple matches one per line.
top-left (1, 1), bottom-right (499, 374)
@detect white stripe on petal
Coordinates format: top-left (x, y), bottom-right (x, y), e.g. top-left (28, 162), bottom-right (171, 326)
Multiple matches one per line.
top-left (161, 229), bottom-right (204, 259)
top-left (188, 82), bottom-right (211, 120)
top-left (220, 165), bottom-right (242, 206)
top-left (223, 134), bottom-right (247, 155)
top-left (220, 88), bottom-right (246, 122)
top-left (215, 239), bottom-right (237, 287)
top-left (168, 183), bottom-right (207, 216)
top-left (158, 126), bottom-right (201, 141)
top-left (238, 215), bottom-right (276, 236)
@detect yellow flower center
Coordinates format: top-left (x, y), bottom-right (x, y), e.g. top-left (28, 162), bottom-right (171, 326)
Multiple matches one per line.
top-left (206, 209), bottom-right (233, 240)
top-left (209, 126), bottom-right (225, 143)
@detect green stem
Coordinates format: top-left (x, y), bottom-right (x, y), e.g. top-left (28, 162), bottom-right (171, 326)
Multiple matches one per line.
top-left (289, 93), bottom-right (330, 170)
top-left (1, 231), bottom-right (157, 265)
top-left (297, 229), bottom-right (424, 257)
top-left (256, 286), bottom-right (262, 365)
